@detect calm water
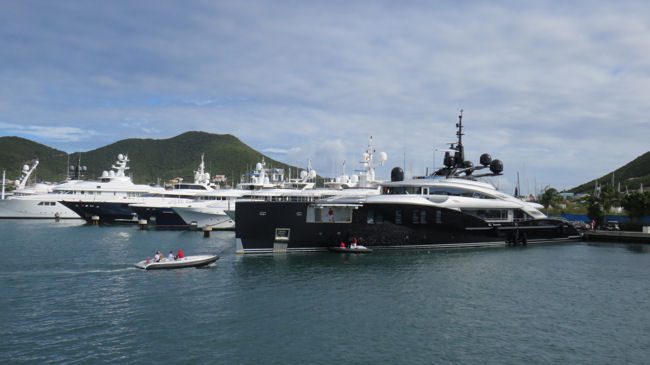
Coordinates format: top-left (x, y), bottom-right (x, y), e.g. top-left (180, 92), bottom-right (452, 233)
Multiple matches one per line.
top-left (1, 220), bottom-right (649, 364)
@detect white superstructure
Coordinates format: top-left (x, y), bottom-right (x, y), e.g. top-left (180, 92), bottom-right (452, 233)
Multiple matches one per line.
top-left (0, 154), bottom-right (162, 219)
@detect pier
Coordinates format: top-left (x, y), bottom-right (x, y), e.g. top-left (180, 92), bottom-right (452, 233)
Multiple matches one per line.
top-left (583, 230), bottom-right (650, 243)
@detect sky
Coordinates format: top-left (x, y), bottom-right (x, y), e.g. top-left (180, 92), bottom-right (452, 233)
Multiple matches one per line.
top-left (1, 0), bottom-right (649, 194)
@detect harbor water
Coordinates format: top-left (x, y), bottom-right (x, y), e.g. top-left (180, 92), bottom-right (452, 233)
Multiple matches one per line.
top-left (1, 220), bottom-right (649, 364)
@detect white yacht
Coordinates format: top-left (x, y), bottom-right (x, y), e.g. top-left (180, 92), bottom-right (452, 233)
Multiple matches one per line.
top-left (324, 136), bottom-right (388, 189)
top-left (0, 160), bottom-right (85, 219)
top-left (55, 154), bottom-right (166, 223)
top-left (173, 152), bottom-right (384, 230)
top-left (129, 154), bottom-right (225, 228)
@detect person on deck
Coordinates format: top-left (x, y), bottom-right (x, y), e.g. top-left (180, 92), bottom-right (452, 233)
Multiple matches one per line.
top-left (340, 242), bottom-right (346, 248)
top-left (168, 250), bottom-right (175, 261)
top-left (154, 251), bottom-right (162, 262)
top-left (177, 249), bottom-right (184, 260)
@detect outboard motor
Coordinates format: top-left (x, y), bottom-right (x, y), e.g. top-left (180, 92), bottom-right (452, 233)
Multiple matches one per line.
top-left (490, 159), bottom-right (503, 174)
top-left (391, 167), bottom-right (404, 182)
top-left (480, 153), bottom-right (492, 166)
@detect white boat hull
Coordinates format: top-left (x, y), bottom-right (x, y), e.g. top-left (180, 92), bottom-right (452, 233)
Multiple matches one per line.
top-left (173, 204), bottom-right (235, 230)
top-left (134, 255), bottom-right (219, 270)
top-left (0, 198), bottom-right (81, 219)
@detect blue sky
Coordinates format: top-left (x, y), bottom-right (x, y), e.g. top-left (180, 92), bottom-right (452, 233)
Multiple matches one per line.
top-left (1, 0), bottom-right (649, 194)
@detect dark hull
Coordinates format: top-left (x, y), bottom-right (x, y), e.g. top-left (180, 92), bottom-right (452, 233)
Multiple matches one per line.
top-left (130, 206), bottom-right (188, 229)
top-left (60, 201), bottom-right (138, 224)
top-left (235, 201), bottom-right (581, 254)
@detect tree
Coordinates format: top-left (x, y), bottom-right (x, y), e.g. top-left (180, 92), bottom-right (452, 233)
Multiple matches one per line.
top-left (586, 195), bottom-right (604, 225)
top-left (539, 186), bottom-right (562, 215)
top-left (621, 191), bottom-right (650, 221)
top-left (599, 185), bottom-right (621, 213)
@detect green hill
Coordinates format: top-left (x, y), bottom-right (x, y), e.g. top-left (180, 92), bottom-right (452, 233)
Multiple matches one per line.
top-left (569, 151), bottom-right (650, 194)
top-left (0, 132), bottom-right (304, 186)
top-left (0, 137), bottom-right (71, 182)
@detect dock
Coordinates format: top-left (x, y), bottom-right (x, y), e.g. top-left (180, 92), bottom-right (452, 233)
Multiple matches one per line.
top-left (583, 230), bottom-right (650, 243)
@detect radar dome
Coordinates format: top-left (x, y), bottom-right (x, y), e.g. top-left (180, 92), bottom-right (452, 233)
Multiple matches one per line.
top-left (464, 161), bottom-right (474, 175)
top-left (23, 165), bottom-right (29, 171)
top-left (378, 152), bottom-right (388, 162)
top-left (480, 153), bottom-right (492, 167)
top-left (300, 170), bottom-right (308, 179)
top-left (118, 154), bottom-right (124, 161)
top-left (490, 159), bottom-right (504, 174)
top-left (308, 170), bottom-right (317, 179)
top-left (255, 162), bottom-right (262, 170)
top-left (102, 171), bottom-right (109, 177)
top-left (391, 167), bottom-right (404, 182)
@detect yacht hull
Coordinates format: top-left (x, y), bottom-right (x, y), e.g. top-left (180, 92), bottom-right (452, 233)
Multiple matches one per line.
top-left (60, 201), bottom-right (138, 224)
top-left (130, 206), bottom-right (189, 229)
top-left (234, 201), bottom-right (580, 254)
top-left (0, 199), bottom-right (80, 219)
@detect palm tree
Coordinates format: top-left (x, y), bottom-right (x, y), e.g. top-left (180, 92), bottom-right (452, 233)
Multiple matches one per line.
top-left (539, 186), bottom-right (562, 215)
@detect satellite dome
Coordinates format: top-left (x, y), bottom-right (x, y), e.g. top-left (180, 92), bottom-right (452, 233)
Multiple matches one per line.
top-left (480, 153), bottom-right (492, 167)
top-left (391, 167), bottom-right (404, 182)
top-left (490, 159), bottom-right (504, 174)
top-left (118, 154), bottom-right (124, 161)
top-left (300, 170), bottom-right (308, 179)
top-left (255, 162), bottom-right (262, 170)
top-left (378, 152), bottom-right (388, 162)
top-left (102, 171), bottom-right (109, 177)
top-left (308, 170), bottom-right (317, 179)
top-left (23, 165), bottom-right (29, 171)
top-left (464, 161), bottom-right (474, 175)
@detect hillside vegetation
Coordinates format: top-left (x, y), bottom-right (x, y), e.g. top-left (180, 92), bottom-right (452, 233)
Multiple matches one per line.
top-left (569, 151), bottom-right (650, 194)
top-left (0, 132), bottom-right (302, 186)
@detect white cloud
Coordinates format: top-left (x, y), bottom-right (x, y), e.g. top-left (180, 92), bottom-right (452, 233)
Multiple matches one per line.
top-left (1, 1), bottom-right (649, 189)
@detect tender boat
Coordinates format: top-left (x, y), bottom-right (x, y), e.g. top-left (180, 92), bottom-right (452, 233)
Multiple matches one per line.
top-left (134, 255), bottom-right (219, 270)
top-left (328, 245), bottom-right (372, 253)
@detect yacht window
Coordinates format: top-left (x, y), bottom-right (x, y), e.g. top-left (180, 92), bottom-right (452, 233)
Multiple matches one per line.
top-left (514, 209), bottom-right (534, 221)
top-left (436, 210), bottom-right (442, 224)
top-left (367, 209), bottom-right (374, 224)
top-left (428, 187), bottom-right (493, 199)
top-left (420, 210), bottom-right (427, 223)
top-left (412, 210), bottom-right (419, 224)
top-left (385, 186), bottom-right (422, 195)
top-left (463, 209), bottom-right (509, 221)
top-left (395, 210), bottom-right (402, 224)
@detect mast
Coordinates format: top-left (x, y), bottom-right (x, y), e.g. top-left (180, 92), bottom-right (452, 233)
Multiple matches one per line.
top-left (455, 109), bottom-right (465, 165)
top-left (2, 170), bottom-right (5, 200)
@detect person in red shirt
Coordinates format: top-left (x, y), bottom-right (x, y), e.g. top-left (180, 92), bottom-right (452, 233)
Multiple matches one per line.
top-left (177, 249), bottom-right (184, 260)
